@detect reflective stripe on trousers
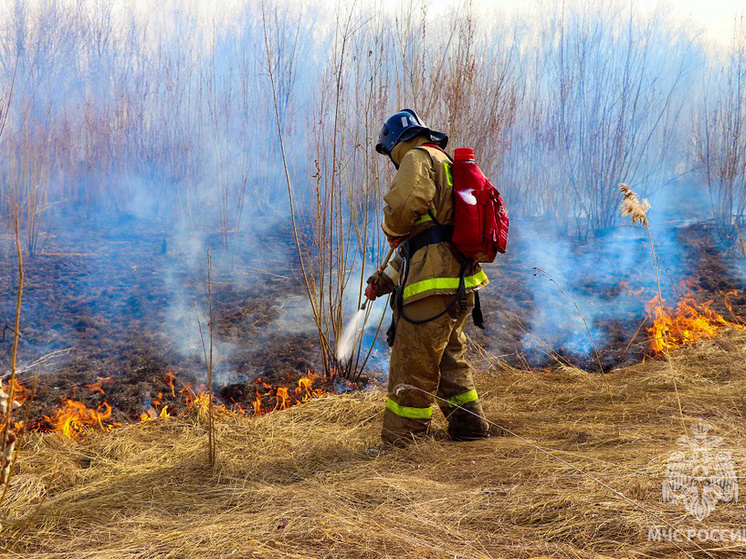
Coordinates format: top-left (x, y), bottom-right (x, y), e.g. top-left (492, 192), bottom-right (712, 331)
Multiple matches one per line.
top-left (386, 397), bottom-right (433, 419)
top-left (386, 389), bottom-right (479, 418)
top-left (444, 389), bottom-right (479, 408)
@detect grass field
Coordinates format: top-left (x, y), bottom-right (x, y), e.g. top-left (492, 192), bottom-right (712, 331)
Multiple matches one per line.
top-left (3, 330), bottom-right (746, 558)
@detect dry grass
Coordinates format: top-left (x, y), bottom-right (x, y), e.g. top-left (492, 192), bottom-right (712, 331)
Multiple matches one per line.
top-left (5, 332), bottom-right (746, 557)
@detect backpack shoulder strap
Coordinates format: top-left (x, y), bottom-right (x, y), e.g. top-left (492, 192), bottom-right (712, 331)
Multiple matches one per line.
top-left (416, 143), bottom-right (453, 162)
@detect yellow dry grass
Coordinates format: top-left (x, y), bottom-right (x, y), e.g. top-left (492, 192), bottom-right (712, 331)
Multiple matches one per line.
top-left (4, 331), bottom-right (746, 558)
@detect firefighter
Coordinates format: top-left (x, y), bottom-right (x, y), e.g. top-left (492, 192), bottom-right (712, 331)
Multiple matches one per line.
top-left (365, 109), bottom-right (490, 447)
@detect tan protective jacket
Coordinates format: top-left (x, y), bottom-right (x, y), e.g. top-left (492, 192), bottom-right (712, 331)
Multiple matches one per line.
top-left (382, 136), bottom-right (488, 306)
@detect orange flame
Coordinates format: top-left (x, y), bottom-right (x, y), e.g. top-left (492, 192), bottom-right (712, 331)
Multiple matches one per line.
top-left (2, 377), bottom-right (29, 407)
top-left (37, 370), bottom-right (328, 438)
top-left (84, 377), bottom-right (113, 394)
top-left (164, 370), bottom-right (177, 397)
top-left (140, 405), bottom-right (171, 422)
top-left (181, 388), bottom-right (235, 420)
top-left (44, 400), bottom-right (121, 440)
top-left (275, 387), bottom-right (290, 410)
top-left (252, 389), bottom-right (263, 415)
top-left (647, 293), bottom-right (744, 356)
top-left (1, 378), bottom-right (29, 439)
top-left (721, 290), bottom-right (745, 325)
top-left (250, 372), bottom-right (326, 416)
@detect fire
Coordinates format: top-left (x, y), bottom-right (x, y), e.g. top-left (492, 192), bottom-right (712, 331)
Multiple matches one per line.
top-left (44, 400), bottom-right (121, 440)
top-left (164, 370), bottom-right (177, 397)
top-left (252, 390), bottom-right (262, 415)
top-left (275, 387), bottom-right (290, 410)
top-left (185, 390), bottom-right (211, 414)
top-left (180, 384), bottom-right (235, 421)
top-left (27, 368), bottom-right (329, 440)
top-left (250, 372), bottom-right (327, 416)
top-left (1, 377), bottom-right (29, 408)
top-left (721, 290), bottom-right (744, 324)
top-left (140, 405), bottom-right (171, 422)
top-left (84, 376), bottom-right (112, 394)
top-left (647, 293), bottom-right (744, 355)
top-left (1, 378), bottom-right (28, 441)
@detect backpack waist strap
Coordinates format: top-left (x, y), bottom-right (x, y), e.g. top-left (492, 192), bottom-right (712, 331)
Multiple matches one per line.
top-left (403, 224), bottom-right (453, 259)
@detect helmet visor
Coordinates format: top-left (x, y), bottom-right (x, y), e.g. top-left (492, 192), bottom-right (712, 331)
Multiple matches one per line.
top-left (376, 123), bottom-right (393, 154)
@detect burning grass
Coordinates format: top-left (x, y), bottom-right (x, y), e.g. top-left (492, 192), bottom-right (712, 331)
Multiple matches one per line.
top-left (18, 371), bottom-right (330, 441)
top-left (42, 400), bottom-right (120, 441)
top-left (646, 291), bottom-right (745, 356)
top-left (4, 330), bottom-right (746, 557)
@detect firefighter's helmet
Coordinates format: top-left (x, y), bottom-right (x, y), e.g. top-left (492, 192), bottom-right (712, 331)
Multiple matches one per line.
top-left (375, 109), bottom-right (448, 156)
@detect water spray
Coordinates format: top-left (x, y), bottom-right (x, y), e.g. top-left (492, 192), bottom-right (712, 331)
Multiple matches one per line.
top-left (337, 247), bottom-right (396, 363)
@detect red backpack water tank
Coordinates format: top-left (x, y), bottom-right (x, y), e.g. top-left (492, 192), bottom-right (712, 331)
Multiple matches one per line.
top-left (450, 148), bottom-right (509, 262)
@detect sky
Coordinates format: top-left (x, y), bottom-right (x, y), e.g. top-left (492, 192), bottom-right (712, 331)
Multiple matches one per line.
top-left (420, 0), bottom-right (746, 47)
top-left (643, 0), bottom-right (745, 45)
top-left (95, 0), bottom-right (746, 48)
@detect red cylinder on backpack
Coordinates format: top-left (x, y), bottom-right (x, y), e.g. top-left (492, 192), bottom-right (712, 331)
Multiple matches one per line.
top-left (450, 148), bottom-right (507, 262)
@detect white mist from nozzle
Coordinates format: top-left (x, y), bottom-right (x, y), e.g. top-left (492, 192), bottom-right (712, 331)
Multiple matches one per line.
top-left (458, 188), bottom-right (478, 205)
top-left (336, 308), bottom-right (366, 363)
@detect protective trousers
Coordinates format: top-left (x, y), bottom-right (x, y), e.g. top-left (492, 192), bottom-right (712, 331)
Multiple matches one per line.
top-left (382, 293), bottom-right (489, 446)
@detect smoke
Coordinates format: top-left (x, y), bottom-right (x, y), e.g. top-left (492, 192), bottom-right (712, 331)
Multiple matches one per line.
top-left (0, 0), bottom-right (742, 383)
top-left (514, 178), bottom-right (702, 358)
top-left (519, 223), bottom-right (652, 355)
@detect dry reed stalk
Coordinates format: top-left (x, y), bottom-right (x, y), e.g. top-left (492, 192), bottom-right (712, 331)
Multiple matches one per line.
top-left (619, 183), bottom-right (686, 431)
top-left (0, 368), bottom-right (38, 550)
top-left (1, 209), bottom-right (24, 507)
top-left (619, 183), bottom-right (660, 302)
top-left (734, 218), bottom-right (746, 263)
top-left (206, 245), bottom-right (215, 468)
top-left (193, 301), bottom-right (209, 366)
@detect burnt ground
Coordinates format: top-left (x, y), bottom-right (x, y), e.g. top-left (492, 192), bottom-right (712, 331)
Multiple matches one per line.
top-left (472, 219), bottom-right (746, 372)
top-left (0, 211), bottom-right (319, 425)
top-left (2, 209), bottom-right (746, 428)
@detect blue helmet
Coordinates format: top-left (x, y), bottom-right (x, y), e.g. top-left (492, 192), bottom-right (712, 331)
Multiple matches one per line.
top-left (375, 109), bottom-right (448, 156)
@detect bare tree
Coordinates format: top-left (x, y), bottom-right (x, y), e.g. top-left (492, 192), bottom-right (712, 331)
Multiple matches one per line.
top-left (694, 16), bottom-right (746, 236)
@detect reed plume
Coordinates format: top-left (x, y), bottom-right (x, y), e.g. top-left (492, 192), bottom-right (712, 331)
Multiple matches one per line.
top-left (619, 183), bottom-right (651, 227)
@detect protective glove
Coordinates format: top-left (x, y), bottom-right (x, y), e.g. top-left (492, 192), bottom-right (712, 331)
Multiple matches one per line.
top-left (366, 262), bottom-right (398, 298)
top-left (365, 282), bottom-right (378, 301)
